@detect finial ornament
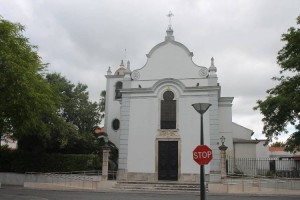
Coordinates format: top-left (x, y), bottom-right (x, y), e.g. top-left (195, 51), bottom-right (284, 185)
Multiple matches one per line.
top-left (209, 57), bottom-right (217, 73)
top-left (107, 66), bottom-right (112, 75)
top-left (165, 11), bottom-right (175, 41)
top-left (127, 60), bottom-right (130, 70)
top-left (167, 11), bottom-right (174, 29)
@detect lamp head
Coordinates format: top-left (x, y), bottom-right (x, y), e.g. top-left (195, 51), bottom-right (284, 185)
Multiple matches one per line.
top-left (220, 136), bottom-right (225, 145)
top-left (192, 103), bottom-right (212, 114)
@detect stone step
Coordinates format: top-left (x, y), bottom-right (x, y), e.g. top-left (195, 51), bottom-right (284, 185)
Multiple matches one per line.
top-left (114, 181), bottom-right (202, 193)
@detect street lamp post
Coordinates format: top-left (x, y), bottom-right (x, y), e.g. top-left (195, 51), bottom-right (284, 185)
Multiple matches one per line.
top-left (192, 103), bottom-right (211, 200)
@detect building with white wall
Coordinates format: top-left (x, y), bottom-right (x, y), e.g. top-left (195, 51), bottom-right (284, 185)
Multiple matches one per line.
top-left (104, 27), bottom-right (260, 183)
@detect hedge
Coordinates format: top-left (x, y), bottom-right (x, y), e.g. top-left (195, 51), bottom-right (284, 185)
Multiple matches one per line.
top-left (0, 148), bottom-right (102, 173)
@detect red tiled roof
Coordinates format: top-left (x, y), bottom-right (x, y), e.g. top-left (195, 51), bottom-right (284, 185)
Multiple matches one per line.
top-left (269, 147), bottom-right (285, 152)
top-left (95, 127), bottom-right (105, 134)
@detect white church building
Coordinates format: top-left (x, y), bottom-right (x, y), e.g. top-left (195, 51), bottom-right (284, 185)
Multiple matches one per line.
top-left (104, 26), bottom-right (261, 183)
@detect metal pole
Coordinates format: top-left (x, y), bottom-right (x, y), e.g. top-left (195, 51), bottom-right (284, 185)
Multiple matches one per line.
top-left (200, 114), bottom-right (205, 200)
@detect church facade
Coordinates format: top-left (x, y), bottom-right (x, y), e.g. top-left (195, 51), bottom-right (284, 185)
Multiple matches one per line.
top-left (104, 27), bottom-right (255, 183)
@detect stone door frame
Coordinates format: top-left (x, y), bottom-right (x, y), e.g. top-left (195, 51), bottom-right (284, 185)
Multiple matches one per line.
top-left (155, 130), bottom-right (181, 181)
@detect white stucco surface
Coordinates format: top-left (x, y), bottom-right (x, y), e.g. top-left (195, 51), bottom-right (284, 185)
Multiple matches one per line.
top-left (103, 28), bottom-right (259, 182)
top-left (235, 143), bottom-right (257, 158)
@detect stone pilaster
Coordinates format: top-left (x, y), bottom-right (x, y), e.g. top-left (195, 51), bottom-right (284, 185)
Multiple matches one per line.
top-left (117, 78), bottom-right (131, 180)
top-left (219, 145), bottom-right (228, 179)
top-left (209, 91), bottom-right (221, 182)
top-left (102, 146), bottom-right (110, 181)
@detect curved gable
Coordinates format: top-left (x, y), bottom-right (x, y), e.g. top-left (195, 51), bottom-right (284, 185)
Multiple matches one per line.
top-left (134, 38), bottom-right (207, 80)
top-left (146, 40), bottom-right (193, 58)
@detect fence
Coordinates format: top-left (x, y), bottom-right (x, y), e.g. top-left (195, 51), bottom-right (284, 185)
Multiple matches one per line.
top-left (227, 156), bottom-right (300, 178)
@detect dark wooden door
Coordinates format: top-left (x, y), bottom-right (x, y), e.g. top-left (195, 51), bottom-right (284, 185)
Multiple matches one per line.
top-left (158, 141), bottom-right (178, 181)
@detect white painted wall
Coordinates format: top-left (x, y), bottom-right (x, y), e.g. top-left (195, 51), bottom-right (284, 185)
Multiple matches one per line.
top-left (126, 84), bottom-right (212, 174)
top-left (137, 41), bottom-right (205, 81)
top-left (270, 149), bottom-right (300, 157)
top-left (256, 141), bottom-right (270, 158)
top-left (179, 95), bottom-right (211, 174)
top-left (235, 143), bottom-right (257, 158)
top-left (127, 97), bottom-right (158, 173)
top-left (131, 78), bottom-right (209, 89)
top-left (232, 123), bottom-right (252, 140)
top-left (218, 101), bottom-right (233, 154)
top-left (104, 30), bottom-right (256, 180)
top-left (104, 76), bottom-right (124, 147)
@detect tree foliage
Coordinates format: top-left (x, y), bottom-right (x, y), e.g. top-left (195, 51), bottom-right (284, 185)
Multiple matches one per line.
top-left (0, 17), bottom-right (57, 149)
top-left (46, 73), bottom-right (100, 134)
top-left (0, 17), bottom-right (104, 154)
top-left (99, 90), bottom-right (106, 121)
top-left (270, 141), bottom-right (285, 147)
top-left (45, 73), bottom-right (101, 154)
top-left (254, 15), bottom-right (300, 152)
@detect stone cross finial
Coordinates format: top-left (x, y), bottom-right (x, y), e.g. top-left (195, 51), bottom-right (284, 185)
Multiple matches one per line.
top-left (167, 11), bottom-right (174, 29)
top-left (107, 66), bottom-right (112, 75)
top-left (209, 57), bottom-right (217, 72)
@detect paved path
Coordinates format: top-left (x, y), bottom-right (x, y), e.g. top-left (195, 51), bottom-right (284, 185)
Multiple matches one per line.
top-left (0, 187), bottom-right (300, 200)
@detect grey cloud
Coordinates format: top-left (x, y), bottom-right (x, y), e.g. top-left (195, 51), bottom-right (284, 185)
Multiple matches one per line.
top-left (0, 0), bottom-right (299, 139)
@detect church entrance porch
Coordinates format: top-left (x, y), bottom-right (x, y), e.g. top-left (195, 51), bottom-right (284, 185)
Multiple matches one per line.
top-left (158, 141), bottom-right (178, 181)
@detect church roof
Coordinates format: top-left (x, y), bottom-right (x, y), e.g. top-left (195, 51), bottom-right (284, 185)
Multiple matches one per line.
top-left (146, 27), bottom-right (193, 58)
top-left (114, 60), bottom-right (127, 75)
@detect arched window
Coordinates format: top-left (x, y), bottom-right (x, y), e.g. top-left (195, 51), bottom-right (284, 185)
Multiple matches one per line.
top-left (112, 119), bottom-right (120, 131)
top-left (160, 91), bottom-right (176, 129)
top-left (115, 81), bottom-right (122, 99)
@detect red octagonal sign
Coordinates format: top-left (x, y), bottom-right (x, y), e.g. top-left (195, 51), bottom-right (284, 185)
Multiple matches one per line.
top-left (193, 145), bottom-right (213, 165)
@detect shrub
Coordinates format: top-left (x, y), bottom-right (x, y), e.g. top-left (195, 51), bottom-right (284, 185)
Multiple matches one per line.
top-left (0, 149), bottom-right (101, 173)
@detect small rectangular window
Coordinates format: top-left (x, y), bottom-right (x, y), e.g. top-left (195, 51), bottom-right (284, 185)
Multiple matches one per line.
top-left (115, 82), bottom-right (123, 99)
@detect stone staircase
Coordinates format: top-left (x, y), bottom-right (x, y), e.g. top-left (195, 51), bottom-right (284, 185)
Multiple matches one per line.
top-left (114, 181), bottom-right (201, 193)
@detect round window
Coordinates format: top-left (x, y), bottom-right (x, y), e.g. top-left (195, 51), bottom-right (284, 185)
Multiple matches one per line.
top-left (112, 119), bottom-right (120, 131)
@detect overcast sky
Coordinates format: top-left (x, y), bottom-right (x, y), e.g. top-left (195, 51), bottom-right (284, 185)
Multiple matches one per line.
top-left (1, 0), bottom-right (299, 141)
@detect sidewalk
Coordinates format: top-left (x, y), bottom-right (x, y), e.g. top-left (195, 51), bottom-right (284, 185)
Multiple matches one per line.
top-left (209, 178), bottom-right (300, 196)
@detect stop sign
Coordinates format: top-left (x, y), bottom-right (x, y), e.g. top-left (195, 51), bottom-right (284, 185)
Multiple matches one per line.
top-left (193, 145), bottom-right (213, 165)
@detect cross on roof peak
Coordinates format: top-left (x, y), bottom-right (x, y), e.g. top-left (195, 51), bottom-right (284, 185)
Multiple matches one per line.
top-left (167, 11), bottom-right (174, 29)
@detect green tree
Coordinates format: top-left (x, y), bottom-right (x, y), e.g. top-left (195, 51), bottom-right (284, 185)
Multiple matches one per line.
top-left (0, 17), bottom-right (102, 154)
top-left (99, 90), bottom-right (106, 122)
top-left (254, 15), bottom-right (300, 152)
top-left (270, 141), bottom-right (285, 147)
top-left (45, 73), bottom-right (101, 154)
top-left (0, 17), bottom-right (57, 151)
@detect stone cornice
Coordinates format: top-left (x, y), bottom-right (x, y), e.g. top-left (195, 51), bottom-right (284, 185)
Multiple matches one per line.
top-left (219, 97), bottom-right (234, 107)
top-left (105, 75), bottom-right (124, 78)
top-left (120, 78), bottom-right (220, 94)
top-left (121, 86), bottom-right (220, 94)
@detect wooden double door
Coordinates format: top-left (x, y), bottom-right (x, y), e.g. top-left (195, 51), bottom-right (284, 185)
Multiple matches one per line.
top-left (158, 141), bottom-right (178, 181)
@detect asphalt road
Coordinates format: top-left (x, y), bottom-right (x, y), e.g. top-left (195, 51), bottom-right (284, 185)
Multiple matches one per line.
top-left (0, 187), bottom-right (300, 200)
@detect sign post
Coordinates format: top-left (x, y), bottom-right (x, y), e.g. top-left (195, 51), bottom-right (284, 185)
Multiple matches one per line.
top-left (192, 103), bottom-right (211, 200)
top-left (193, 145), bottom-right (213, 200)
